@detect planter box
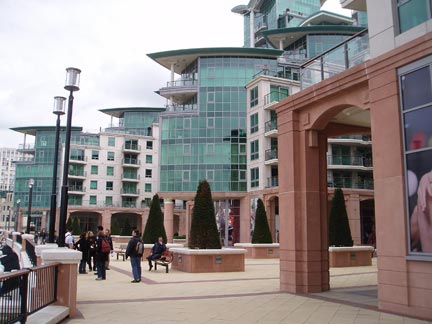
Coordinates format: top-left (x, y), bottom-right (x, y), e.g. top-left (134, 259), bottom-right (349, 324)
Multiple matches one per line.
top-left (170, 248), bottom-right (246, 273)
top-left (234, 243), bottom-right (279, 258)
top-left (329, 246), bottom-right (375, 267)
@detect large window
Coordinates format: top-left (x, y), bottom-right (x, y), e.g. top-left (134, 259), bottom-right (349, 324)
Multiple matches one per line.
top-left (89, 196), bottom-right (97, 205)
top-left (250, 86), bottom-right (258, 108)
top-left (90, 180), bottom-right (97, 190)
top-left (108, 137), bottom-right (115, 147)
top-left (397, 0), bottom-right (430, 33)
top-left (250, 140), bottom-right (259, 160)
top-left (107, 166), bottom-right (114, 176)
top-left (106, 181), bottom-right (113, 191)
top-left (250, 113), bottom-right (258, 133)
top-left (91, 150), bottom-right (99, 160)
top-left (107, 152), bottom-right (115, 161)
top-left (399, 56), bottom-right (432, 255)
top-left (251, 167), bottom-right (259, 188)
top-left (91, 165), bottom-right (98, 175)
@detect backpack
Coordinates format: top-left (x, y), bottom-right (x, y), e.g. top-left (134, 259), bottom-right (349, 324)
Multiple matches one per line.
top-left (135, 240), bottom-right (144, 256)
top-left (101, 238), bottom-right (111, 253)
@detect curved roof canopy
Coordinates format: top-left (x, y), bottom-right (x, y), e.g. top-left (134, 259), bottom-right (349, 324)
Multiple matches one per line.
top-left (147, 47), bottom-right (283, 74)
top-left (299, 10), bottom-right (353, 27)
top-left (10, 126), bottom-right (83, 136)
top-left (99, 107), bottom-right (166, 118)
top-left (262, 25), bottom-right (365, 49)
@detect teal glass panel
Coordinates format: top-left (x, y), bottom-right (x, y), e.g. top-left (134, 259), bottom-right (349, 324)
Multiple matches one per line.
top-left (398, 0), bottom-right (428, 33)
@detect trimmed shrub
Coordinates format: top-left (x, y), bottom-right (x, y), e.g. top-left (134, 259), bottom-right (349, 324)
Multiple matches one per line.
top-left (251, 198), bottom-right (273, 243)
top-left (189, 180), bottom-right (221, 249)
top-left (329, 188), bottom-right (353, 247)
top-left (142, 194), bottom-right (167, 243)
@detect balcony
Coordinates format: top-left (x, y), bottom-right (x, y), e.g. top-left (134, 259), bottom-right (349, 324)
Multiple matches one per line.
top-left (264, 120), bottom-right (278, 137)
top-left (68, 186), bottom-right (86, 194)
top-left (266, 176), bottom-right (278, 188)
top-left (122, 158), bottom-right (140, 167)
top-left (17, 143), bottom-right (35, 154)
top-left (327, 155), bottom-right (373, 169)
top-left (158, 78), bottom-right (198, 104)
top-left (122, 173), bottom-right (140, 182)
top-left (328, 135), bottom-right (372, 144)
top-left (122, 143), bottom-right (141, 153)
top-left (263, 91), bottom-right (290, 110)
top-left (164, 103), bottom-right (198, 112)
top-left (328, 178), bottom-right (373, 190)
top-left (121, 188), bottom-right (140, 196)
top-left (68, 171), bottom-right (87, 179)
top-left (69, 156), bottom-right (87, 164)
top-left (265, 148), bottom-right (278, 165)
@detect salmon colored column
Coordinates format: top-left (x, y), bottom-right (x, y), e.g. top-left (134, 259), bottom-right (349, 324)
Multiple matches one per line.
top-left (277, 109), bottom-right (329, 293)
top-left (101, 211), bottom-right (111, 232)
top-left (164, 199), bottom-right (174, 243)
top-left (239, 197), bottom-right (250, 243)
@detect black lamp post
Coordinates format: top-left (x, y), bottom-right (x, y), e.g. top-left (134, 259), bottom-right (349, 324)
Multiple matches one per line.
top-left (15, 199), bottom-right (20, 232)
top-left (48, 96), bottom-right (66, 243)
top-left (58, 67), bottom-right (81, 247)
top-left (26, 178), bottom-right (35, 234)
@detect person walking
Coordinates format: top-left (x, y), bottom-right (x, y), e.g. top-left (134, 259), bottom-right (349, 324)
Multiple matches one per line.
top-left (95, 230), bottom-right (110, 280)
top-left (75, 232), bottom-right (89, 274)
top-left (146, 236), bottom-right (166, 271)
top-left (126, 229), bottom-right (144, 283)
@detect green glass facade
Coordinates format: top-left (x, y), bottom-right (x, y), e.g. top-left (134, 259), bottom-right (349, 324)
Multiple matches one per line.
top-left (159, 55), bottom-right (278, 193)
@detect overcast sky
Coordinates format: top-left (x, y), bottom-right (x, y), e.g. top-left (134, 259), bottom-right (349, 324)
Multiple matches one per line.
top-left (0, 0), bottom-right (349, 147)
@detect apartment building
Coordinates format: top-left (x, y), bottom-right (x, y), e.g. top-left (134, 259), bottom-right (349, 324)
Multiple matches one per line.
top-left (0, 147), bottom-right (32, 191)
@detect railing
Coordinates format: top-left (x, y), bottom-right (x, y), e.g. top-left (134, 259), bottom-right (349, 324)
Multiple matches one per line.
top-left (328, 178), bottom-right (374, 190)
top-left (166, 79), bottom-right (198, 87)
top-left (122, 173), bottom-right (140, 180)
top-left (263, 91), bottom-right (290, 107)
top-left (265, 148), bottom-right (278, 161)
top-left (267, 176), bottom-right (278, 188)
top-left (121, 188), bottom-right (140, 195)
top-left (300, 29), bottom-right (369, 89)
top-left (18, 144), bottom-right (35, 150)
top-left (0, 263), bottom-right (58, 324)
top-left (327, 155), bottom-right (373, 167)
top-left (331, 134), bottom-right (372, 141)
top-left (69, 156), bottom-right (87, 162)
top-left (68, 170), bottom-right (86, 177)
top-left (123, 144), bottom-right (141, 151)
top-left (265, 120), bottom-right (278, 133)
top-left (69, 186), bottom-right (86, 192)
top-left (24, 239), bottom-right (37, 267)
top-left (122, 158), bottom-right (140, 165)
top-left (165, 104), bottom-right (198, 112)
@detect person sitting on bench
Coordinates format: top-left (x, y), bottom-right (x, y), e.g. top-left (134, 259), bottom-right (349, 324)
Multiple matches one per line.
top-left (146, 236), bottom-right (166, 271)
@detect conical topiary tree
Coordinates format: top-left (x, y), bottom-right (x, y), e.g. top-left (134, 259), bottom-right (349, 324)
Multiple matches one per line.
top-left (329, 188), bottom-right (353, 247)
top-left (251, 198), bottom-right (273, 243)
top-left (189, 180), bottom-right (221, 249)
top-left (142, 194), bottom-right (167, 243)
top-left (66, 216), bottom-right (73, 230)
top-left (72, 216), bottom-right (81, 235)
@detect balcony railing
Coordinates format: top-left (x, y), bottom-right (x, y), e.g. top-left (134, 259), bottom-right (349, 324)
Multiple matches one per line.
top-left (122, 158), bottom-right (140, 166)
top-left (122, 144), bottom-right (141, 151)
top-left (18, 143), bottom-right (35, 151)
top-left (327, 155), bottom-right (373, 167)
top-left (267, 176), bottom-right (278, 188)
top-left (121, 188), bottom-right (140, 195)
top-left (70, 156), bottom-right (87, 162)
top-left (69, 185), bottom-right (86, 192)
top-left (165, 103), bottom-right (198, 112)
top-left (265, 148), bottom-right (278, 161)
top-left (328, 178), bottom-right (374, 190)
top-left (300, 29), bottom-right (369, 89)
top-left (263, 91), bottom-right (289, 107)
top-left (166, 79), bottom-right (198, 87)
top-left (265, 120), bottom-right (278, 133)
top-left (122, 173), bottom-right (140, 180)
top-left (68, 170), bottom-right (86, 177)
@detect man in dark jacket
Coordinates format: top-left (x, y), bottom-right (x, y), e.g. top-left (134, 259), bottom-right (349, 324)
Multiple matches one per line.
top-left (146, 236), bottom-right (166, 271)
top-left (126, 229), bottom-right (143, 283)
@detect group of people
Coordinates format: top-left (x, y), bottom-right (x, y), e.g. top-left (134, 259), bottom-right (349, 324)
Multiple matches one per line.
top-left (67, 225), bottom-right (113, 281)
top-left (69, 225), bottom-right (167, 283)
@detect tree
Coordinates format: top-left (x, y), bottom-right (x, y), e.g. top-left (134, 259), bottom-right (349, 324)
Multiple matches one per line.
top-left (142, 194), bottom-right (167, 243)
top-left (66, 216), bottom-right (73, 230)
top-left (121, 217), bottom-right (132, 236)
top-left (189, 180), bottom-right (221, 249)
top-left (329, 188), bottom-right (353, 247)
top-left (251, 198), bottom-right (273, 243)
top-left (72, 216), bottom-right (81, 235)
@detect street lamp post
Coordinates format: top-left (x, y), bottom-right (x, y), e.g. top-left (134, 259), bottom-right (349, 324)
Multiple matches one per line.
top-left (48, 96), bottom-right (66, 243)
top-left (15, 199), bottom-right (21, 232)
top-left (26, 178), bottom-right (35, 234)
top-left (58, 67), bottom-right (81, 247)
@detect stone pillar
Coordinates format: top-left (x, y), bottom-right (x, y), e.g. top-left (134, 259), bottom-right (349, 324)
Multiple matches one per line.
top-left (185, 201), bottom-right (194, 243)
top-left (278, 109), bottom-right (329, 293)
top-left (41, 248), bottom-right (81, 317)
top-left (41, 211), bottom-right (47, 231)
top-left (101, 211), bottom-right (111, 232)
top-left (164, 199), bottom-right (174, 243)
top-left (17, 210), bottom-right (23, 233)
top-left (239, 197), bottom-right (250, 243)
top-left (265, 198), bottom-right (276, 241)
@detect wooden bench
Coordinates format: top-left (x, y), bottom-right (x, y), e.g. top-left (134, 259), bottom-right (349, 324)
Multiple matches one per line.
top-left (153, 249), bottom-right (173, 273)
top-left (114, 243), bottom-right (127, 261)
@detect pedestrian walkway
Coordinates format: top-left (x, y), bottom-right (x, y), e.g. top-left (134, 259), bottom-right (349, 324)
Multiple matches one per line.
top-left (64, 257), bottom-right (430, 324)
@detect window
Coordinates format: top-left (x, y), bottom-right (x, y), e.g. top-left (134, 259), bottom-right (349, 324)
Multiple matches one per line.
top-left (146, 155), bottom-right (153, 164)
top-left (145, 169), bottom-right (152, 178)
top-left (250, 113), bottom-right (258, 133)
top-left (90, 180), bottom-right (97, 190)
top-left (146, 141), bottom-right (153, 149)
top-left (397, 0), bottom-right (430, 33)
top-left (206, 170), bottom-right (214, 180)
top-left (207, 92), bottom-right (215, 103)
top-left (107, 166), bottom-right (114, 176)
top-left (183, 171), bottom-right (190, 181)
top-left (106, 181), bottom-right (113, 191)
top-left (89, 196), bottom-right (97, 205)
top-left (145, 183), bottom-right (152, 192)
top-left (108, 137), bottom-right (115, 147)
top-left (206, 143), bottom-right (215, 155)
top-left (251, 168), bottom-right (259, 188)
top-left (207, 117), bottom-right (215, 128)
top-left (92, 150), bottom-right (99, 160)
top-left (107, 152), bottom-right (115, 161)
top-left (183, 144), bottom-right (191, 155)
top-left (250, 140), bottom-right (259, 160)
top-left (184, 118), bottom-right (191, 129)
top-left (250, 86), bottom-right (258, 108)
top-left (91, 165), bottom-right (98, 175)
top-left (105, 196), bottom-right (113, 206)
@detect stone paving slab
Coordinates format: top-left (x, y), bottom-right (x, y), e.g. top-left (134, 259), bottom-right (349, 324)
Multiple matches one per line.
top-left (62, 257), bottom-right (431, 324)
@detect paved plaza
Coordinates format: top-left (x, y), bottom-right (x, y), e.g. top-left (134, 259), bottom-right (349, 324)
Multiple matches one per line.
top-left (64, 257), bottom-right (431, 324)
